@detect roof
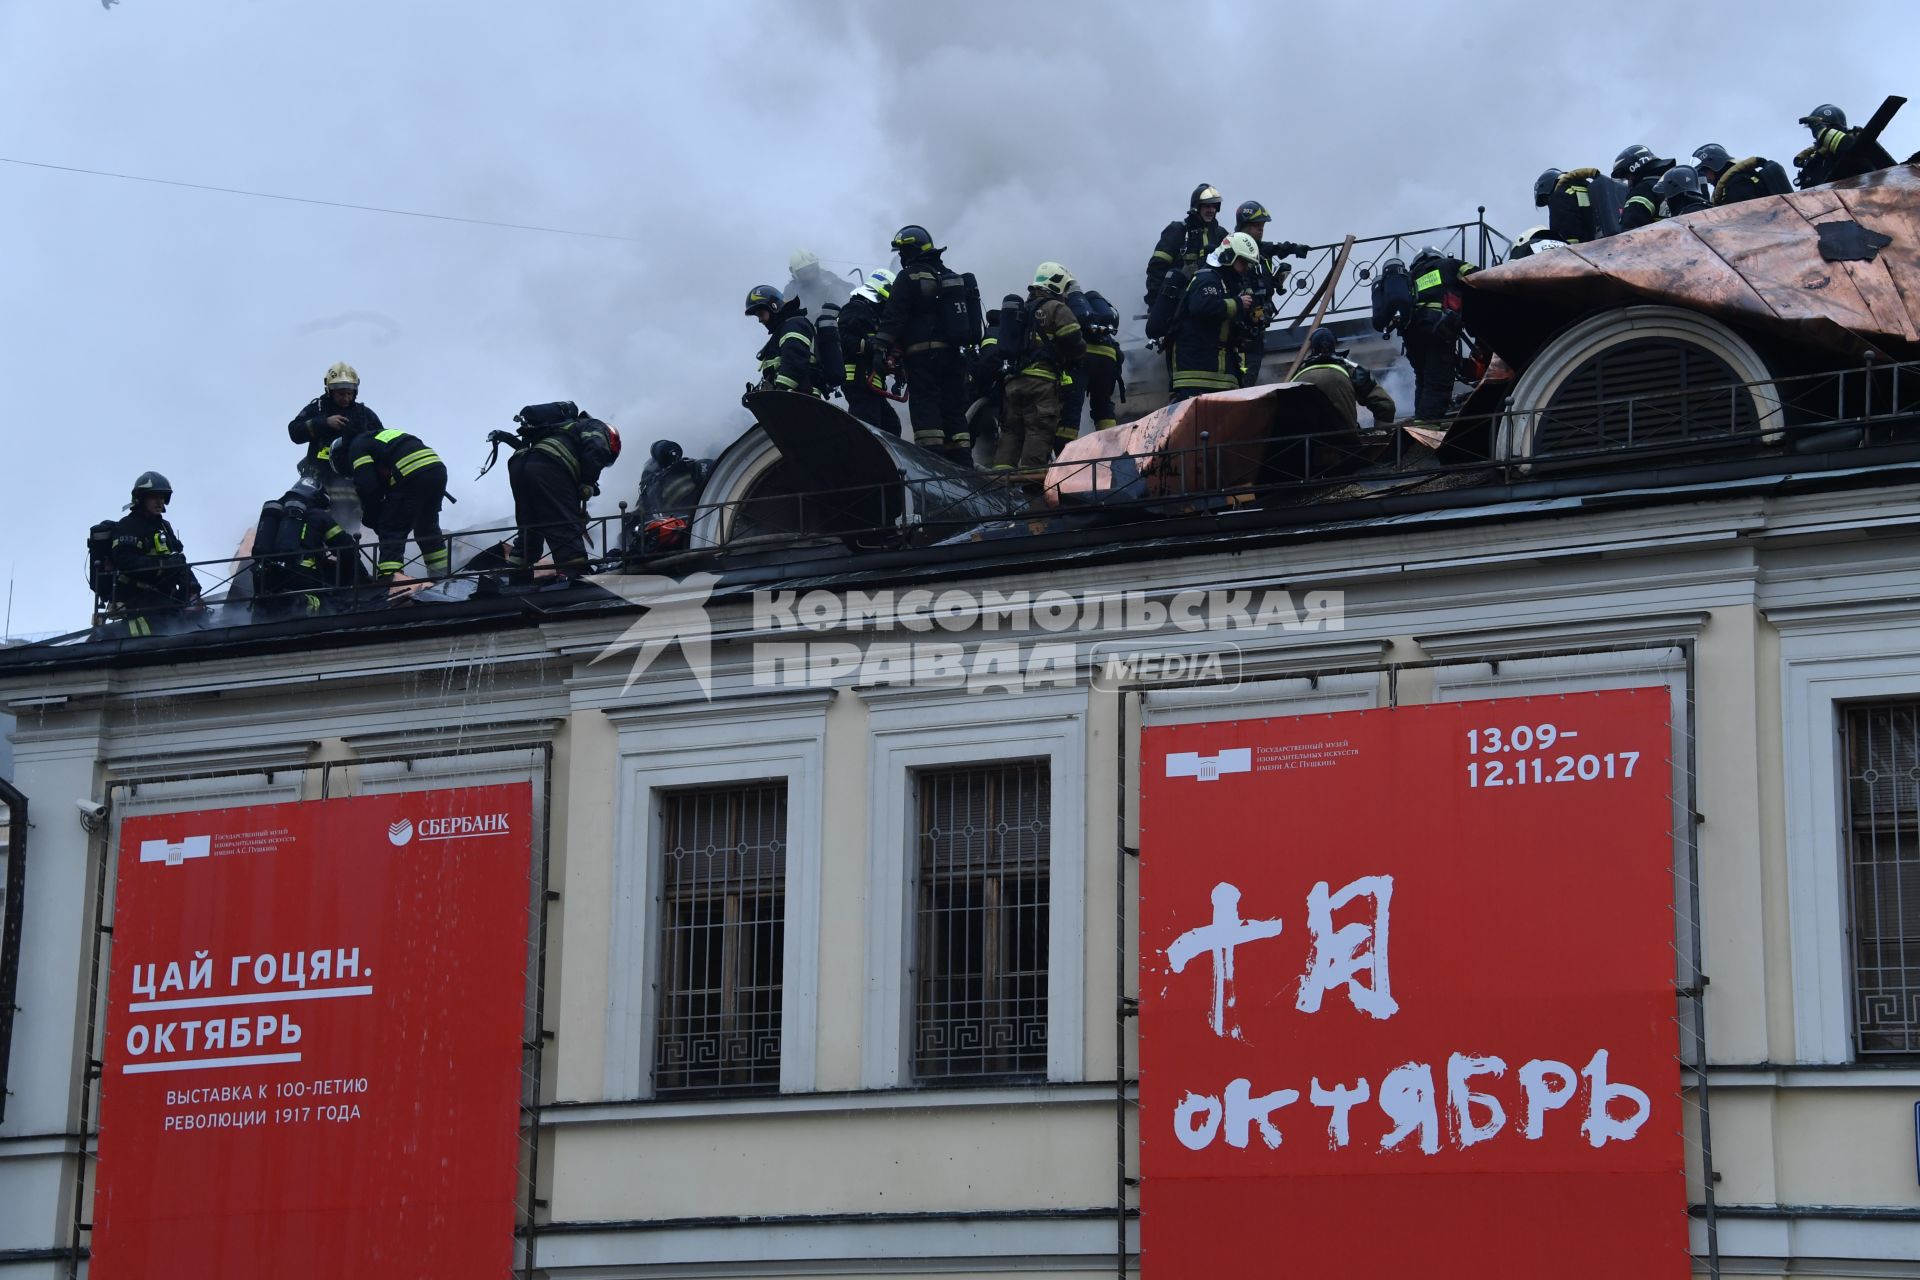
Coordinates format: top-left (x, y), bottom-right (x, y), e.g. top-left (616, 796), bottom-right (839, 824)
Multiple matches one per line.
top-left (1467, 163), bottom-right (1920, 364)
top-left (6, 436), bottom-right (1920, 680)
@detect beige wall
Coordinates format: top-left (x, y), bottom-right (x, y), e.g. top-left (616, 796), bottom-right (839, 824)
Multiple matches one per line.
top-left (9, 483), bottom-right (1920, 1275)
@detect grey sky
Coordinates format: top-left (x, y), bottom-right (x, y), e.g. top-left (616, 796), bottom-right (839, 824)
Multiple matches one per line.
top-left (1, 0), bottom-right (1910, 635)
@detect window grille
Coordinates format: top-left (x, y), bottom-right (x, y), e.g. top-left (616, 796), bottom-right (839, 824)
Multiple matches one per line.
top-left (912, 760), bottom-right (1050, 1083)
top-left (1844, 701), bottom-right (1920, 1056)
top-left (655, 782), bottom-right (787, 1094)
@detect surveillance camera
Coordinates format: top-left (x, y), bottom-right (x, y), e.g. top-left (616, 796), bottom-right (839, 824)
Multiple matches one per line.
top-left (76, 798), bottom-right (107, 824)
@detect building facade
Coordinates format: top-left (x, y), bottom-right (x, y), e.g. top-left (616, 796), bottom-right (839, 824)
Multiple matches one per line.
top-left (4, 459), bottom-right (1920, 1276)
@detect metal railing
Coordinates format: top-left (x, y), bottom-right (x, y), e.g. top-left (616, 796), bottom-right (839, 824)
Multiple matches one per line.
top-left (47, 354), bottom-right (1920, 644)
top-left (1265, 211), bottom-right (1512, 333)
top-left (1130, 214), bottom-right (1513, 335)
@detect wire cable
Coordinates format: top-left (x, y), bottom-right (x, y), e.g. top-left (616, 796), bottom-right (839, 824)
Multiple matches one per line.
top-left (1, 155), bottom-right (891, 270)
top-left (0, 155), bottom-right (652, 244)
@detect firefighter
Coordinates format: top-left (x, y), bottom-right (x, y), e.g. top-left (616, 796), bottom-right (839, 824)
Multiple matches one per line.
top-left (1145, 184), bottom-right (1228, 309)
top-left (1170, 232), bottom-right (1262, 402)
top-left (1692, 144), bottom-right (1790, 206)
top-left (1796, 104), bottom-right (1899, 187)
top-left (1296, 328), bottom-right (1397, 432)
top-left (1232, 199), bottom-right (1311, 386)
top-left (106, 471), bottom-right (202, 635)
top-left (840, 269), bottom-right (900, 435)
top-left (992, 262), bottom-right (1087, 476)
top-left (330, 426), bottom-right (450, 580)
top-left (249, 477), bottom-right (366, 619)
top-left (1652, 165), bottom-right (1710, 220)
top-left (875, 224), bottom-right (975, 464)
top-left (966, 292), bottom-right (1026, 458)
top-left (503, 404), bottom-right (621, 582)
top-left (1535, 167), bottom-right (1601, 243)
top-left (1078, 290), bottom-right (1125, 431)
top-left (1613, 144), bottom-right (1675, 231)
top-left (287, 362), bottom-right (383, 477)
top-left (745, 284), bottom-right (818, 395)
top-left (784, 248), bottom-right (851, 318)
top-left (1404, 246), bottom-right (1476, 427)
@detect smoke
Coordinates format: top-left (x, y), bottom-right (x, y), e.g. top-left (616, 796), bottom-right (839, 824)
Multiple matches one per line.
top-left (0, 0), bottom-right (1907, 633)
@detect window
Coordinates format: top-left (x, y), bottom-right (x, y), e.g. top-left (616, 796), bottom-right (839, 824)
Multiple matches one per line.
top-left (654, 782), bottom-right (787, 1095)
top-left (911, 760), bottom-right (1050, 1083)
top-left (1843, 701), bottom-right (1920, 1056)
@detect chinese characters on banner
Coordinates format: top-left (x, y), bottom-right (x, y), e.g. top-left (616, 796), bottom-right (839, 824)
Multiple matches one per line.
top-left (1140, 691), bottom-right (1689, 1276)
top-left (90, 785), bottom-right (534, 1280)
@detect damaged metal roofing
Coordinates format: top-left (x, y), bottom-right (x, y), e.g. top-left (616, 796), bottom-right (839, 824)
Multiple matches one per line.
top-left (1466, 163), bottom-right (1920, 364)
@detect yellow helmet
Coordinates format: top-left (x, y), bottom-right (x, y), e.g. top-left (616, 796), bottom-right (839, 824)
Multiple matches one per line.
top-left (323, 361), bottom-right (360, 389)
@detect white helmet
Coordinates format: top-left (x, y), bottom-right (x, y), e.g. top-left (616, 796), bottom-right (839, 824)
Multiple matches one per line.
top-left (865, 267), bottom-right (897, 300)
top-left (1511, 226), bottom-right (1570, 259)
top-left (1032, 261), bottom-right (1075, 296)
top-left (789, 248), bottom-right (821, 274)
top-left (323, 361), bottom-right (359, 389)
top-left (1218, 232), bottom-right (1261, 266)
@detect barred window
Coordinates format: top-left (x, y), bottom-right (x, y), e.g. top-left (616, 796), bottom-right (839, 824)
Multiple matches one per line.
top-left (1844, 702), bottom-right (1920, 1056)
top-left (912, 760), bottom-right (1050, 1083)
top-left (655, 782), bottom-right (787, 1095)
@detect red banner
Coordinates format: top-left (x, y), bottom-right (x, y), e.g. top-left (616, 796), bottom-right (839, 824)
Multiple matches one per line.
top-left (91, 784), bottom-right (533, 1279)
top-left (1140, 690), bottom-right (1687, 1275)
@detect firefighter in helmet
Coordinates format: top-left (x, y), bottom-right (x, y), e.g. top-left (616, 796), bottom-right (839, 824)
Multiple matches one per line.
top-left (287, 362), bottom-right (384, 476)
top-left (104, 471), bottom-right (203, 635)
top-left (1145, 183), bottom-right (1229, 309)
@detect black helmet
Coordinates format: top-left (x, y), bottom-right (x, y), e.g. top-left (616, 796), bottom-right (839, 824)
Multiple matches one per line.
top-left (1189, 183), bottom-right (1223, 211)
top-left (1652, 165), bottom-right (1701, 202)
top-left (744, 284), bottom-right (783, 316)
top-left (1380, 255), bottom-right (1408, 276)
top-left (1533, 168), bottom-right (1563, 206)
top-left (890, 224), bottom-right (934, 254)
top-left (1306, 328), bottom-right (1339, 359)
top-left (1799, 103), bottom-right (1846, 131)
top-left (1234, 199), bottom-right (1271, 228)
top-left (328, 437), bottom-right (355, 477)
top-left (1613, 144), bottom-right (1660, 180)
top-left (131, 470), bottom-right (172, 500)
top-left (1691, 143), bottom-right (1733, 176)
top-left (650, 439), bottom-right (684, 468)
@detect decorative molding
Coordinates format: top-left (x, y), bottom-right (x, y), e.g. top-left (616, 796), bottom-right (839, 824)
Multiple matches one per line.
top-left (1141, 670), bottom-right (1379, 726)
top-left (1708, 1065), bottom-right (1920, 1089)
top-left (541, 1080), bottom-right (1121, 1126)
top-left (1764, 597), bottom-right (1920, 634)
top-left (1415, 611), bottom-right (1709, 660)
top-left (601, 687), bottom-right (834, 727)
top-left (106, 740), bottom-right (319, 780)
top-left (341, 718), bottom-right (562, 756)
